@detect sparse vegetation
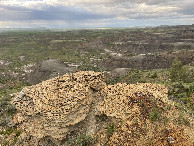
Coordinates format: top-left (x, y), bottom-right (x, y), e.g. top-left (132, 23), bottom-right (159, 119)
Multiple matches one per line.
top-left (75, 134), bottom-right (93, 146)
top-left (168, 82), bottom-right (194, 111)
top-left (0, 25), bottom-right (194, 145)
top-left (177, 111), bottom-right (190, 126)
top-left (0, 127), bottom-right (21, 145)
top-left (149, 72), bottom-right (158, 79)
top-left (107, 123), bottom-right (115, 137)
top-left (103, 122), bottom-right (116, 146)
top-left (149, 108), bottom-right (160, 122)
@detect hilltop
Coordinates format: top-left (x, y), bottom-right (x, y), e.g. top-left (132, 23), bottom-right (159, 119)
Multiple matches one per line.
top-left (3, 71), bottom-right (192, 145)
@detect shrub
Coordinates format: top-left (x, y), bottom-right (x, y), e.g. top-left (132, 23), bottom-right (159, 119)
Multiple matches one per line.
top-left (169, 57), bottom-right (186, 82)
top-left (168, 82), bottom-right (194, 110)
top-left (150, 72), bottom-right (158, 79)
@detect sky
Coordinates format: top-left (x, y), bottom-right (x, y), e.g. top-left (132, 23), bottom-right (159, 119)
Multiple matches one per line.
top-left (0, 0), bottom-right (194, 28)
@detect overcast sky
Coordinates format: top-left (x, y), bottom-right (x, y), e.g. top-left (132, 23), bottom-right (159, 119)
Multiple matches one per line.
top-left (0, 0), bottom-right (194, 28)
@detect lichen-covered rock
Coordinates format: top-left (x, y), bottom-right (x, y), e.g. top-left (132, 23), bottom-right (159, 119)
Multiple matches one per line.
top-left (12, 71), bottom-right (105, 141)
top-left (97, 83), bottom-right (192, 146)
top-left (97, 83), bottom-right (169, 120)
top-left (12, 71), bottom-right (192, 146)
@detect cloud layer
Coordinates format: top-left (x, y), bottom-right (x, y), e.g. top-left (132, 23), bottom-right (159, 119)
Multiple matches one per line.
top-left (0, 0), bottom-right (194, 28)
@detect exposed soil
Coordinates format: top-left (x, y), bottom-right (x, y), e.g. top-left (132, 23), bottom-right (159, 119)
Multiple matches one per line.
top-left (27, 59), bottom-right (76, 85)
top-left (100, 51), bottom-right (194, 70)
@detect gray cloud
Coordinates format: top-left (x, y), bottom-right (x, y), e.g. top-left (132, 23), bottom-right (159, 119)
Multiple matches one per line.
top-left (177, 2), bottom-right (194, 15)
top-left (29, 6), bottom-right (112, 21)
top-left (62, 0), bottom-right (181, 6)
top-left (0, 4), bottom-right (113, 22)
top-left (0, 0), bottom-right (193, 28)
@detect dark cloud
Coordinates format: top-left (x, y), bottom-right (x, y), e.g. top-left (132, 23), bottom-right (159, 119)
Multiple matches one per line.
top-left (178, 5), bottom-right (194, 15)
top-left (31, 6), bottom-right (113, 20)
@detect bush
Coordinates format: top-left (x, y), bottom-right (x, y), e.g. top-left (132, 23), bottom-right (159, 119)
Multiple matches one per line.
top-left (168, 82), bottom-right (194, 110)
top-left (0, 96), bottom-right (16, 127)
top-left (149, 72), bottom-right (158, 79)
top-left (169, 57), bottom-right (186, 82)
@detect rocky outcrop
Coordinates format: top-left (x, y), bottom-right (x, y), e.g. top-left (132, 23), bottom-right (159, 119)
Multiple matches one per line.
top-left (12, 71), bottom-right (105, 143)
top-left (97, 83), bottom-right (191, 146)
top-left (12, 71), bottom-right (192, 145)
top-left (98, 83), bottom-right (169, 120)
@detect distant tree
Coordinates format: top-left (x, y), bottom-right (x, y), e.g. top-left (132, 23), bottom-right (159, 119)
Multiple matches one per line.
top-left (169, 57), bottom-right (185, 82)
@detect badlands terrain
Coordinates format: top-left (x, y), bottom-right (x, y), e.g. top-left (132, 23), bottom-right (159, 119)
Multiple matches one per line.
top-left (0, 25), bottom-right (193, 145)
